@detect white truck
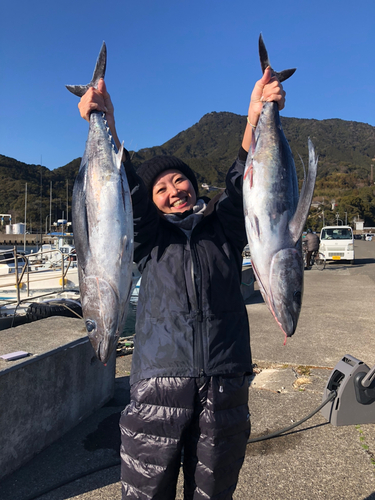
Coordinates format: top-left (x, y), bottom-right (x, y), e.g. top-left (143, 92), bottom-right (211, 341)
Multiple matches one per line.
top-left (319, 226), bottom-right (355, 264)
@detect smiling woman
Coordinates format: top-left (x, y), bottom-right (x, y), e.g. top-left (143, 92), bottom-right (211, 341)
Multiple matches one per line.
top-left (136, 155), bottom-right (199, 206)
top-left (76, 50), bottom-right (286, 499)
top-left (152, 170), bottom-right (197, 214)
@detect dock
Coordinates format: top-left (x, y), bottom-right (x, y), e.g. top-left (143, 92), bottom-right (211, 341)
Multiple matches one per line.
top-left (0, 240), bottom-right (375, 499)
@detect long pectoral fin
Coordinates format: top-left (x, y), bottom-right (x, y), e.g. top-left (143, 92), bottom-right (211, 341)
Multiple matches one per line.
top-left (289, 138), bottom-right (318, 243)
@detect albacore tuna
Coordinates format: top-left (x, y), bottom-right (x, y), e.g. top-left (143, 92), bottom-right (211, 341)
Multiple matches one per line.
top-left (243, 35), bottom-right (318, 340)
top-left (66, 42), bottom-right (133, 363)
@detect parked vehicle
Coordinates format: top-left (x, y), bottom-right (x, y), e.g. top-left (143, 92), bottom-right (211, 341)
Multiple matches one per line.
top-left (319, 226), bottom-right (355, 264)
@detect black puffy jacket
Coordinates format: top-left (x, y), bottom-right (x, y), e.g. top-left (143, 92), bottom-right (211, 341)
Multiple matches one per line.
top-left (125, 150), bottom-right (252, 385)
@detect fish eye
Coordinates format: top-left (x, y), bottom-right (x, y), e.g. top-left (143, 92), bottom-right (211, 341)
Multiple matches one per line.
top-left (293, 291), bottom-right (302, 306)
top-left (85, 320), bottom-right (96, 333)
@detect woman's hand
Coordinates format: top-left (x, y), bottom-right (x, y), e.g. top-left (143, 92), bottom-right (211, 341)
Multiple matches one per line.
top-left (247, 67), bottom-right (286, 127)
top-left (78, 79), bottom-right (112, 119)
top-left (242, 67), bottom-right (286, 152)
top-left (78, 79), bottom-right (120, 149)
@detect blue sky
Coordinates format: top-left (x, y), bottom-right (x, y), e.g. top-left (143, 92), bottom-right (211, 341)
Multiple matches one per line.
top-left (1, 0), bottom-right (374, 170)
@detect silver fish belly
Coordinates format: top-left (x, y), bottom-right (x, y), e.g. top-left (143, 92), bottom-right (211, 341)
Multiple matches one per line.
top-left (67, 43), bottom-right (134, 363)
top-left (243, 35), bottom-right (317, 340)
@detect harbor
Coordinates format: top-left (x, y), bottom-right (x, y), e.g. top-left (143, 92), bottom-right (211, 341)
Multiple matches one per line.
top-left (0, 239), bottom-right (374, 499)
top-left (0, 238), bottom-right (79, 330)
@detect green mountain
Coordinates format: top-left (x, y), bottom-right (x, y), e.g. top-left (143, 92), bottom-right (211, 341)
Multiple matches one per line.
top-left (1, 112), bottom-right (375, 231)
top-left (132, 112), bottom-right (375, 182)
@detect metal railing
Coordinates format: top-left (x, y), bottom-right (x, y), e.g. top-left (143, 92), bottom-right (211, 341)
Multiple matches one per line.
top-left (0, 247), bottom-right (77, 305)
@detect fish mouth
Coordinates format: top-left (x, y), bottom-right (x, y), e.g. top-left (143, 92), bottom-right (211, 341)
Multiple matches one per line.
top-left (96, 340), bottom-right (104, 362)
top-left (96, 333), bottom-right (119, 364)
top-left (263, 288), bottom-right (296, 339)
top-left (269, 248), bottom-right (303, 338)
top-left (97, 339), bottom-right (109, 364)
top-left (272, 306), bottom-right (296, 338)
top-left (85, 323), bottom-right (116, 364)
top-left (251, 261), bottom-right (291, 335)
top-left (81, 277), bottom-right (120, 363)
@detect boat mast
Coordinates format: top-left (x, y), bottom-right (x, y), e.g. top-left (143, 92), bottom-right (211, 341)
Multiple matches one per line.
top-left (49, 181), bottom-right (52, 234)
top-left (66, 179), bottom-right (69, 225)
top-left (23, 183), bottom-right (27, 252)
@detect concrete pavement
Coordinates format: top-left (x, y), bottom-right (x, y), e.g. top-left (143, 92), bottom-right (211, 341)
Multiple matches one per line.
top-left (1, 240), bottom-right (375, 500)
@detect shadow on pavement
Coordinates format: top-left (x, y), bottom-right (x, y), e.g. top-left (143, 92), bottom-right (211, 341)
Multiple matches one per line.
top-left (352, 258), bottom-right (375, 266)
top-left (0, 376), bottom-right (131, 500)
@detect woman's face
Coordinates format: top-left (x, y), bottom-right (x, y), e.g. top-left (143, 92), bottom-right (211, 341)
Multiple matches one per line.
top-left (152, 169), bottom-right (197, 214)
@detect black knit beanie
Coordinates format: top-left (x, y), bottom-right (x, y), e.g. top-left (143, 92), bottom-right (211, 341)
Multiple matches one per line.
top-left (136, 155), bottom-right (199, 198)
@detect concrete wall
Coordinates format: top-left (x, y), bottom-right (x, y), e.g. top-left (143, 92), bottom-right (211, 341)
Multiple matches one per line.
top-left (0, 317), bottom-right (115, 480)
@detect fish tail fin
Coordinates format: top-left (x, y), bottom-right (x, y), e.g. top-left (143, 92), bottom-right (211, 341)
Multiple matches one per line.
top-left (275, 68), bottom-right (297, 83)
top-left (66, 41), bottom-right (107, 97)
top-left (259, 34), bottom-right (296, 82)
top-left (289, 137), bottom-right (318, 243)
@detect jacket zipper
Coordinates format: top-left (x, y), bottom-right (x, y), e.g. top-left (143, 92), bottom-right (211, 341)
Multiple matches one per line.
top-left (189, 238), bottom-right (204, 376)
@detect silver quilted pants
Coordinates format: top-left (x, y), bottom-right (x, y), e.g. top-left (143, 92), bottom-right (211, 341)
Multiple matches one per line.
top-left (119, 375), bottom-right (250, 499)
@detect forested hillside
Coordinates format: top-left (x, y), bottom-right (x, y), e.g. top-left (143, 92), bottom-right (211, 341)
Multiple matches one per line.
top-left (1, 112), bottom-right (374, 231)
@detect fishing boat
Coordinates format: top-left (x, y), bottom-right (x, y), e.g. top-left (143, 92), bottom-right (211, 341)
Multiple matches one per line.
top-left (0, 247), bottom-right (79, 297)
top-left (27, 233), bottom-right (76, 265)
top-left (0, 246), bottom-right (142, 331)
